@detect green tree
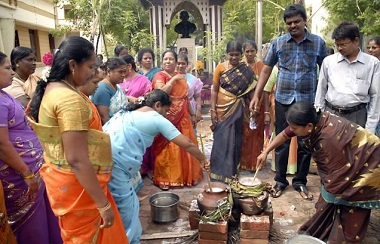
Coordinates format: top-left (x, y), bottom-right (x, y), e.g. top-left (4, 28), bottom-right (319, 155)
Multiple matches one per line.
top-left (324, 0), bottom-right (380, 35)
top-left (202, 0), bottom-right (293, 62)
top-left (53, 0), bottom-right (153, 57)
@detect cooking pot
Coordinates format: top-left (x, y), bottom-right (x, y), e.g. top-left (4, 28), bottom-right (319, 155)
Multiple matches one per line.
top-left (149, 192), bottom-right (179, 223)
top-left (286, 234), bottom-right (326, 244)
top-left (234, 191), bottom-right (269, 215)
top-left (238, 175), bottom-right (262, 186)
top-left (197, 182), bottom-right (228, 214)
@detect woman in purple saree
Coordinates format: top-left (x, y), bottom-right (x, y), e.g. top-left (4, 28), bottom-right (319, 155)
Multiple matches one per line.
top-left (0, 52), bottom-right (61, 243)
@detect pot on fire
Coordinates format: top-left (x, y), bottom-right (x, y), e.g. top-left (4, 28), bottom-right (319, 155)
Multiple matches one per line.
top-left (197, 182), bottom-right (228, 214)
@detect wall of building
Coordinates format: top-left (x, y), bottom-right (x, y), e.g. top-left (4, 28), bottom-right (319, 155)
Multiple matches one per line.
top-left (0, 0), bottom-right (56, 59)
top-left (305, 0), bottom-right (330, 41)
top-left (38, 30), bottom-right (51, 57)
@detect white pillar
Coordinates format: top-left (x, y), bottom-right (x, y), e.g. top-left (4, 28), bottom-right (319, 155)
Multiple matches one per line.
top-left (163, 25), bottom-right (167, 54)
top-left (206, 24), bottom-right (212, 72)
top-left (257, 0), bottom-right (263, 59)
top-left (158, 6), bottom-right (164, 52)
top-left (0, 18), bottom-right (15, 55)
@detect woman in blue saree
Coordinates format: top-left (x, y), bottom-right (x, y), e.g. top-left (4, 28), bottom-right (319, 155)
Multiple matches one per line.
top-left (103, 89), bottom-right (209, 243)
top-left (137, 48), bottom-right (161, 82)
top-left (92, 58), bottom-right (128, 125)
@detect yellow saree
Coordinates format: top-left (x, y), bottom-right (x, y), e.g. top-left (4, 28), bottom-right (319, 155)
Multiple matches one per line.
top-left (28, 88), bottom-right (128, 244)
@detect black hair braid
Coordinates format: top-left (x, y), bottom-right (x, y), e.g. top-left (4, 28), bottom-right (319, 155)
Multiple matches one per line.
top-left (28, 80), bottom-right (48, 122)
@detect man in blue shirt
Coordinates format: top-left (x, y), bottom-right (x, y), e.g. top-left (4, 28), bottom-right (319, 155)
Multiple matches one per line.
top-left (250, 4), bottom-right (327, 200)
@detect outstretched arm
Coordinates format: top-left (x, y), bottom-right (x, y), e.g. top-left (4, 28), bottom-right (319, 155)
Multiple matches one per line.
top-left (171, 134), bottom-right (210, 172)
top-left (256, 130), bottom-right (289, 168)
top-left (249, 65), bottom-right (273, 115)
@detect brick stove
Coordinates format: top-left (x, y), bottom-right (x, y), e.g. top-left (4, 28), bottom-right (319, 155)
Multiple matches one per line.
top-left (189, 198), bottom-right (274, 243)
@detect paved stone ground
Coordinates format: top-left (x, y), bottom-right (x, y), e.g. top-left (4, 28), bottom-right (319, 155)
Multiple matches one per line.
top-left (137, 114), bottom-right (380, 244)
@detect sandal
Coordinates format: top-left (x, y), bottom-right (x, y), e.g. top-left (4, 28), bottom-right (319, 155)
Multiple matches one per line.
top-left (294, 185), bottom-right (313, 201)
top-left (271, 184), bottom-right (286, 198)
top-left (158, 183), bottom-right (169, 191)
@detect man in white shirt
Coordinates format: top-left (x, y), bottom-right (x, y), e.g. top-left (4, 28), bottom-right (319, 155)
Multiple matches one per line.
top-left (315, 22), bottom-right (380, 133)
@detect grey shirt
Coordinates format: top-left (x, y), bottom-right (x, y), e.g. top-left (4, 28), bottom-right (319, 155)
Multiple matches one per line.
top-left (314, 50), bottom-right (380, 133)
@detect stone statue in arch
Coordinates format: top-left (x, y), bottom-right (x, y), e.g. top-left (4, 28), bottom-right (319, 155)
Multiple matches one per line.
top-left (174, 11), bottom-right (196, 38)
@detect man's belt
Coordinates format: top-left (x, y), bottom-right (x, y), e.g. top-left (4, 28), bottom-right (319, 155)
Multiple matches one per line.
top-left (325, 100), bottom-right (367, 114)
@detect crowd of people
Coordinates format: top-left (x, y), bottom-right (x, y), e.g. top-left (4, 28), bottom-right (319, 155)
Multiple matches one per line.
top-left (0, 35), bottom-right (211, 243)
top-left (0, 3), bottom-right (379, 244)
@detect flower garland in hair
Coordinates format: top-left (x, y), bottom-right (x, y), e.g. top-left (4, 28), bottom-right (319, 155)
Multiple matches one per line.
top-left (136, 96), bottom-right (145, 104)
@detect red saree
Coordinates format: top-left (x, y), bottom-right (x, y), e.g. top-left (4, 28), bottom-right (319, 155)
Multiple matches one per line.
top-left (152, 71), bottom-right (202, 187)
top-left (241, 61), bottom-right (264, 170)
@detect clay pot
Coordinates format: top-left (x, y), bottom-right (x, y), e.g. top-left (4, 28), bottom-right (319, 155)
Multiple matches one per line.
top-left (197, 182), bottom-right (228, 214)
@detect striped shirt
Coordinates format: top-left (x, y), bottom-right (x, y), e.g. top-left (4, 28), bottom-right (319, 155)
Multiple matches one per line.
top-left (264, 30), bottom-right (327, 104)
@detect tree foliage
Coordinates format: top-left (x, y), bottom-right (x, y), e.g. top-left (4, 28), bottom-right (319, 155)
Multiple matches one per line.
top-left (324, 0), bottom-right (380, 35)
top-left (54, 0), bottom-right (153, 56)
top-left (201, 0), bottom-right (293, 62)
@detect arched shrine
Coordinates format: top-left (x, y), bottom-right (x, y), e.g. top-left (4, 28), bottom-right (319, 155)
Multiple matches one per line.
top-left (139, 0), bottom-right (227, 71)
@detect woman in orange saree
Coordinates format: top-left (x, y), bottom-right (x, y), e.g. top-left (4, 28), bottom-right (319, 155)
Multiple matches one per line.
top-left (151, 50), bottom-right (203, 190)
top-left (240, 40), bottom-right (265, 171)
top-left (27, 36), bottom-right (128, 244)
top-left (0, 182), bottom-right (17, 244)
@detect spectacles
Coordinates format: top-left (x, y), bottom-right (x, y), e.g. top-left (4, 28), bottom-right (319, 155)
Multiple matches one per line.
top-left (334, 41), bottom-right (352, 48)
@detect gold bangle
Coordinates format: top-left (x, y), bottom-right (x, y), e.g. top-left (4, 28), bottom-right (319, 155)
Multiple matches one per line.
top-left (98, 202), bottom-right (111, 212)
top-left (23, 170), bottom-right (35, 179)
top-left (264, 112), bottom-right (270, 115)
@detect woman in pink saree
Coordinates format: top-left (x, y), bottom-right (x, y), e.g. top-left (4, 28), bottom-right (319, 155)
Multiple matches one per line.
top-left (120, 55), bottom-right (151, 101)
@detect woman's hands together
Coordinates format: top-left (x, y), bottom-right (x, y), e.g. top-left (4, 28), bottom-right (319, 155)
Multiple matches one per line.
top-left (172, 74), bottom-right (185, 82)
